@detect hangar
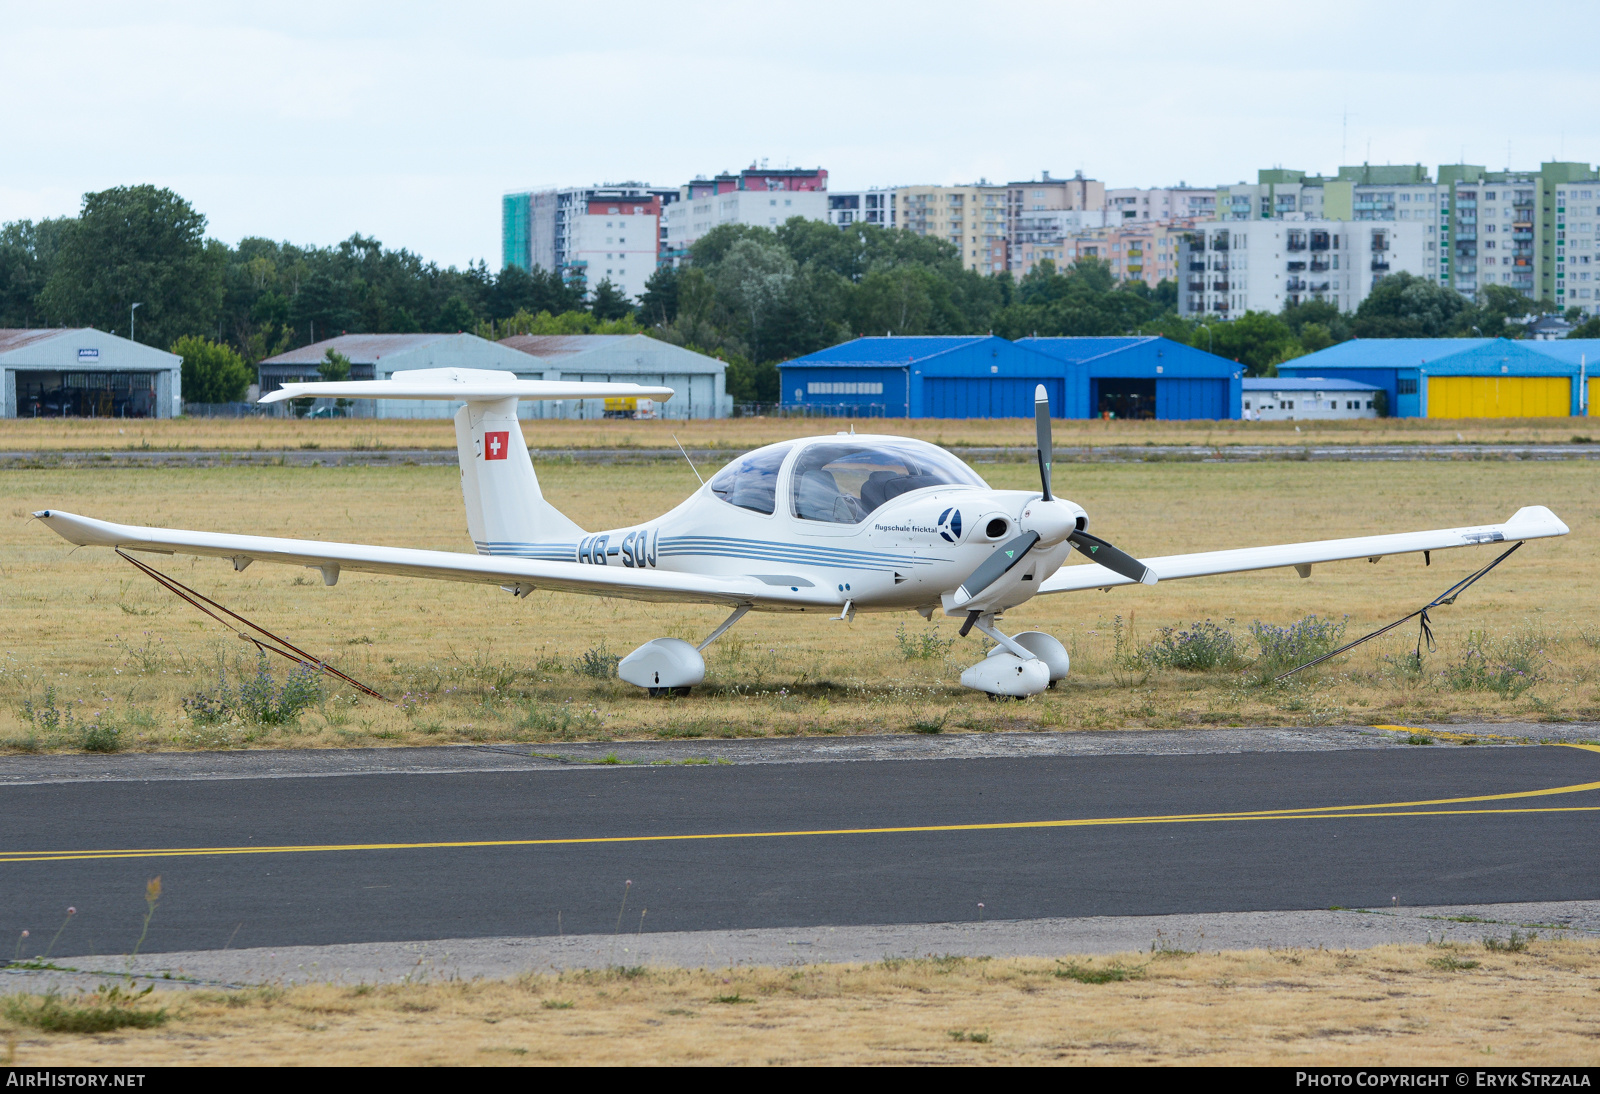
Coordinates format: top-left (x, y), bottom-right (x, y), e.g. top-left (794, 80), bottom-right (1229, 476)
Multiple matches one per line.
top-left (0, 328), bottom-right (182, 419)
top-left (1018, 336), bottom-right (1241, 420)
top-left (261, 332), bottom-right (731, 419)
top-left (1277, 338), bottom-right (1587, 418)
top-left (781, 335), bottom-right (1239, 420)
top-left (260, 334), bottom-right (535, 419)
top-left (499, 334), bottom-right (731, 419)
top-left (780, 335), bottom-right (1067, 419)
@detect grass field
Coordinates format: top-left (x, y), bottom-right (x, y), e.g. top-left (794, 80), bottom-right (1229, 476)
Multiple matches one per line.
top-left (3, 941), bottom-right (1597, 1065)
top-left (2, 414), bottom-right (1597, 452)
top-left (1, 457), bottom-right (1595, 750)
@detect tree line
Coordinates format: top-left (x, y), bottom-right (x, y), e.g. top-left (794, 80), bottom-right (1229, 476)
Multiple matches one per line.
top-left (0, 184), bottom-right (1580, 406)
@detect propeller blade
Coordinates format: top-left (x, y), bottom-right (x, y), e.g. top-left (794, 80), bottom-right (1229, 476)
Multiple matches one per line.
top-left (1068, 530), bottom-right (1157, 585)
top-left (1034, 384), bottom-right (1053, 502)
top-left (951, 531), bottom-right (1041, 606)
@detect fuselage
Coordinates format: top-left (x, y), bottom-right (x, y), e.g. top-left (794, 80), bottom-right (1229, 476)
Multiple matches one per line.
top-left (480, 434), bottom-right (1086, 616)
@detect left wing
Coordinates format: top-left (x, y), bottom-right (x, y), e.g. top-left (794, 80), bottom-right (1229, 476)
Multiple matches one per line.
top-left (33, 510), bottom-right (821, 609)
top-left (1038, 505), bottom-right (1568, 595)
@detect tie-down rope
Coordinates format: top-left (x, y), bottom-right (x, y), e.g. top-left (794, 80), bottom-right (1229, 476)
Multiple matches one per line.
top-left (1275, 540), bottom-right (1523, 682)
top-left (116, 549), bottom-right (388, 701)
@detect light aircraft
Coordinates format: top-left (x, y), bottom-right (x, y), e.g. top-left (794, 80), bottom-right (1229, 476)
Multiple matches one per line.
top-left (35, 369), bottom-right (1570, 698)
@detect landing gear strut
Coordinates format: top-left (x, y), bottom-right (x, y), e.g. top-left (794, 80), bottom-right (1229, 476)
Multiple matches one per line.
top-left (619, 603), bottom-right (751, 698)
top-left (957, 612), bottom-right (1069, 698)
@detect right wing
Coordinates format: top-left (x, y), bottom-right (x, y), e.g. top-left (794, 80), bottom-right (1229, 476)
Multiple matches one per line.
top-left (34, 510), bottom-right (822, 609)
top-left (1038, 505), bottom-right (1569, 595)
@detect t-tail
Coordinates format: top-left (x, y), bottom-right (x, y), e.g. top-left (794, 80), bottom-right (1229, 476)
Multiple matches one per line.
top-left (260, 368), bottom-right (674, 557)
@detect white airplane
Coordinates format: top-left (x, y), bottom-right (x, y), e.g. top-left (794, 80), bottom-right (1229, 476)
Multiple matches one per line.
top-left (34, 368), bottom-right (1570, 698)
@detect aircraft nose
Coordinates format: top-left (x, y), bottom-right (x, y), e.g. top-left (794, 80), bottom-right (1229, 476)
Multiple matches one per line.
top-left (1021, 498), bottom-right (1081, 546)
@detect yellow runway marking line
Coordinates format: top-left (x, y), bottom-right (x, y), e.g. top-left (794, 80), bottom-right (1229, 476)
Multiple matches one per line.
top-left (1371, 726), bottom-right (1600, 753)
top-left (2, 777), bottom-right (1597, 865)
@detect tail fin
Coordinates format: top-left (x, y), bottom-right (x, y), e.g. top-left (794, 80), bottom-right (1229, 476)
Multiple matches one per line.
top-left (259, 367), bottom-right (675, 556)
top-left (455, 398), bottom-right (585, 554)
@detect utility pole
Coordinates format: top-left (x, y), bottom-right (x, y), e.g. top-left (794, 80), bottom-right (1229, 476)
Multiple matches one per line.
top-left (130, 302), bottom-right (142, 343)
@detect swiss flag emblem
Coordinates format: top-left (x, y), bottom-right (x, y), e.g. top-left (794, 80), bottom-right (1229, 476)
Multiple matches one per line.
top-left (484, 431), bottom-right (509, 460)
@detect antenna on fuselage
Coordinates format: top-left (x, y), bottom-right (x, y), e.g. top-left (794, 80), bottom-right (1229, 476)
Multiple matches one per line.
top-left (672, 433), bottom-right (705, 487)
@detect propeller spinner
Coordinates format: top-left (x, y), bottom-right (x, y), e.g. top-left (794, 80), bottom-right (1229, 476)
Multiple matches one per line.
top-left (951, 385), bottom-right (1155, 607)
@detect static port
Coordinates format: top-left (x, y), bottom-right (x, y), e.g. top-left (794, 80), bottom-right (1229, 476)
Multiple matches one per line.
top-left (985, 517), bottom-right (1009, 539)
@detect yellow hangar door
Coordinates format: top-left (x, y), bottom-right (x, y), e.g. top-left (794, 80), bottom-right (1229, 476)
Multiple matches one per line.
top-left (1427, 376), bottom-right (1571, 418)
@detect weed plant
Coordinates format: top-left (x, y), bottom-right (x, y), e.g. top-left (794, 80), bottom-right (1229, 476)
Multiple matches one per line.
top-left (1146, 619), bottom-right (1247, 672)
top-left (2, 986), bottom-right (167, 1033)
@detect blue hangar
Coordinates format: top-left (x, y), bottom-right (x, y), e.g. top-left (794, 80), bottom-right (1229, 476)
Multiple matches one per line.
top-left (780, 335), bottom-right (1240, 420)
top-left (1276, 338), bottom-right (1597, 418)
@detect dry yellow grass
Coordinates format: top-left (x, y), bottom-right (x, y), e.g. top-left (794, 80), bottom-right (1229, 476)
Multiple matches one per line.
top-left (5, 942), bottom-right (1599, 1065)
top-left (2, 458), bottom-right (1596, 750)
top-left (2, 414), bottom-right (1595, 452)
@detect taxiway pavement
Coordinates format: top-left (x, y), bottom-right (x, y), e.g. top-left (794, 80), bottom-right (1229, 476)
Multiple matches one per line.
top-left (0, 728), bottom-right (1594, 963)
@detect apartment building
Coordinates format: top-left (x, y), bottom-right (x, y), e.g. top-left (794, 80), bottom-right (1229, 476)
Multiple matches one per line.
top-left (1211, 163), bottom-right (1600, 306)
top-left (659, 166), bottom-right (829, 265)
top-left (502, 184), bottom-right (677, 301)
top-left (1004, 172), bottom-right (1105, 274)
top-left (1105, 186), bottom-right (1218, 224)
top-left (1552, 177), bottom-right (1600, 313)
top-left (1179, 219), bottom-right (1435, 319)
top-left (827, 190), bottom-right (894, 229)
top-left (896, 183), bottom-right (1010, 273)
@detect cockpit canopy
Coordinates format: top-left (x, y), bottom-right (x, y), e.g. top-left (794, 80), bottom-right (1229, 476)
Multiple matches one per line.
top-left (708, 439), bottom-right (987, 523)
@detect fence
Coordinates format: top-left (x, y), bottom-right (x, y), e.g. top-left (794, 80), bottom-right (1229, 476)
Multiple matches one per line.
top-left (733, 402), bottom-right (899, 419)
top-left (183, 399), bottom-right (375, 419)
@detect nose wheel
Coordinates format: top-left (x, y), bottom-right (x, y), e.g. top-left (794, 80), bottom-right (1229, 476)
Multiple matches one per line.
top-left (957, 614), bottom-right (1069, 698)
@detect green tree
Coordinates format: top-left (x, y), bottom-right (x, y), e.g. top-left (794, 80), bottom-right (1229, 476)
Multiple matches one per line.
top-left (39, 186), bottom-right (224, 346)
top-left (318, 348), bottom-right (352, 382)
top-left (1199, 311), bottom-right (1298, 375)
top-left (589, 277), bottom-right (631, 320)
top-left (0, 218), bottom-right (72, 327)
top-left (435, 294), bottom-right (477, 332)
top-left (171, 334), bottom-right (252, 403)
top-left (1351, 271), bottom-right (1473, 337)
top-left (637, 266), bottom-right (679, 325)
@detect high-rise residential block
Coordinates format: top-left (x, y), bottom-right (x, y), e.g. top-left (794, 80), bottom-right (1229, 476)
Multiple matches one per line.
top-left (661, 166), bottom-right (829, 265)
top-left (1104, 186), bottom-right (1217, 225)
top-left (1210, 162), bottom-right (1600, 310)
top-left (501, 183), bottom-right (677, 302)
top-left (896, 183), bottom-right (1011, 273)
top-left (827, 189), bottom-right (895, 229)
top-left (1179, 220), bottom-right (1435, 319)
top-left (1005, 172), bottom-right (1104, 274)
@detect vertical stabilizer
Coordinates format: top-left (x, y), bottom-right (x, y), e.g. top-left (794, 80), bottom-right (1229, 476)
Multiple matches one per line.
top-left (454, 399), bottom-right (585, 556)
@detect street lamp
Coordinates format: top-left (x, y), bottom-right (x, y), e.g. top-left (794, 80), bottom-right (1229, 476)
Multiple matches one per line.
top-left (130, 302), bottom-right (143, 343)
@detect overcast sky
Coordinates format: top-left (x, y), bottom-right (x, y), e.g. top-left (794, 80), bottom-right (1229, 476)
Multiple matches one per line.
top-left (3, 0), bottom-right (1595, 269)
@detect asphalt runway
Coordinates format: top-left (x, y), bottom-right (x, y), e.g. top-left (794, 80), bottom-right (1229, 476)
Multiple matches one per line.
top-left (0, 743), bottom-right (1595, 959)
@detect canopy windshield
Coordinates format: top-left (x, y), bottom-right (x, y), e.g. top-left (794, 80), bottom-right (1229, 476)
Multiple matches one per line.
top-left (790, 441), bottom-right (986, 525)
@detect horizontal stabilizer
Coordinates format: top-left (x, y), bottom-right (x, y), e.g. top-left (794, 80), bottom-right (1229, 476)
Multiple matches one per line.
top-left (260, 367), bottom-right (673, 404)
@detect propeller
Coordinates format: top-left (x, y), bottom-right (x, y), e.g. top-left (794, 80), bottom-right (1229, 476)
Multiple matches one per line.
top-left (951, 386), bottom-right (1155, 607)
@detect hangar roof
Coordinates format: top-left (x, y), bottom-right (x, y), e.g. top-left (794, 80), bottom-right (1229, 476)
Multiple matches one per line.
top-left (498, 334), bottom-right (636, 360)
top-left (1518, 339), bottom-right (1600, 366)
top-left (1243, 377), bottom-right (1380, 391)
top-left (0, 329), bottom-right (71, 354)
top-left (1282, 337), bottom-right (1578, 375)
top-left (783, 335), bottom-right (1000, 367)
top-left (262, 334), bottom-right (460, 365)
